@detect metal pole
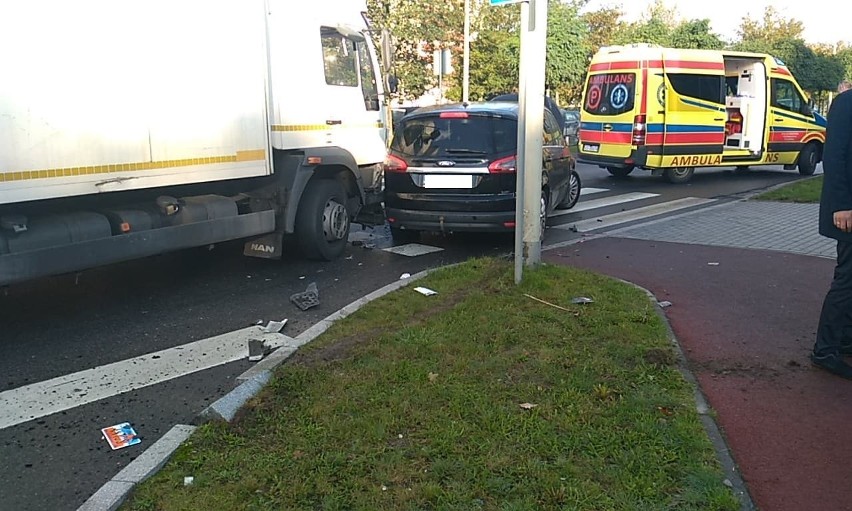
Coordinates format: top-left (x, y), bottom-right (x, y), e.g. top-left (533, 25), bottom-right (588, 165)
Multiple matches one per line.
top-left (513, 0), bottom-right (529, 284)
top-left (521, 0), bottom-right (547, 267)
top-left (463, 0), bottom-right (470, 103)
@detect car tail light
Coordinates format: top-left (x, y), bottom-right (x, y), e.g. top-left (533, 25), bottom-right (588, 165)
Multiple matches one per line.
top-left (439, 111), bottom-right (469, 119)
top-left (631, 114), bottom-right (646, 146)
top-left (383, 154), bottom-right (408, 173)
top-left (488, 155), bottom-right (517, 174)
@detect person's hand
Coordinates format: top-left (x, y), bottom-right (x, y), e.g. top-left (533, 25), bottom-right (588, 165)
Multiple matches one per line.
top-left (834, 210), bottom-right (852, 232)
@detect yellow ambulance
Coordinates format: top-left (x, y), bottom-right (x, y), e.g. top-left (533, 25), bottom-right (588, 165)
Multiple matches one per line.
top-left (578, 44), bottom-right (826, 183)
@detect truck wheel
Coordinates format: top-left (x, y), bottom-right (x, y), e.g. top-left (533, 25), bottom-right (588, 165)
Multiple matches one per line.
top-left (557, 171), bottom-right (582, 210)
top-left (607, 165), bottom-right (634, 178)
top-left (797, 143), bottom-right (819, 176)
top-left (664, 166), bottom-right (694, 184)
top-left (295, 178), bottom-right (350, 260)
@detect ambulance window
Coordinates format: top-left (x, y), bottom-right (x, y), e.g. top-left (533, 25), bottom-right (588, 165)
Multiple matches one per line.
top-left (667, 74), bottom-right (724, 104)
top-left (583, 73), bottom-right (635, 116)
top-left (321, 27), bottom-right (359, 87)
top-left (771, 78), bottom-right (804, 113)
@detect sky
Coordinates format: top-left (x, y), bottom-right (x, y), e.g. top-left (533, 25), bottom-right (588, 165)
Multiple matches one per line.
top-left (580, 0), bottom-right (845, 46)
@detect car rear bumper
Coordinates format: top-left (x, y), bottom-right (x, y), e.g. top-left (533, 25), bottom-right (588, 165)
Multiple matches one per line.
top-left (385, 207), bottom-right (516, 233)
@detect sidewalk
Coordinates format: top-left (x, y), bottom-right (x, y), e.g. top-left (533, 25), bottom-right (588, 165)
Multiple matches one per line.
top-left (543, 199), bottom-right (851, 511)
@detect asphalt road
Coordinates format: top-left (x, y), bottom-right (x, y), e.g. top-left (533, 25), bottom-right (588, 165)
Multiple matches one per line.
top-left (0, 161), bottom-right (815, 510)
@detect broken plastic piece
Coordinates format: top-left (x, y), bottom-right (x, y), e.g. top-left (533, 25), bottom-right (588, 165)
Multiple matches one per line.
top-left (264, 319), bottom-right (287, 333)
top-left (184, 476), bottom-right (195, 486)
top-left (101, 422), bottom-right (141, 450)
top-left (291, 282), bottom-right (320, 310)
top-left (400, 273), bottom-right (411, 280)
top-left (248, 339), bottom-right (270, 361)
top-left (658, 300), bottom-right (673, 308)
top-left (414, 286), bottom-right (437, 296)
top-left (707, 262), bottom-right (720, 266)
top-left (519, 403), bottom-right (538, 410)
top-left (571, 296), bottom-right (594, 304)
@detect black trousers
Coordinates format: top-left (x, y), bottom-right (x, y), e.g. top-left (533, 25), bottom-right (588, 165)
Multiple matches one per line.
top-left (815, 240), bottom-right (852, 355)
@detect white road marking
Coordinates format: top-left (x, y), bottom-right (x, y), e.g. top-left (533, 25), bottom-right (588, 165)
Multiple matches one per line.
top-left (383, 243), bottom-right (444, 257)
top-left (579, 187), bottom-right (608, 196)
top-left (0, 328), bottom-right (293, 430)
top-left (550, 191), bottom-right (659, 217)
top-left (555, 197), bottom-right (716, 233)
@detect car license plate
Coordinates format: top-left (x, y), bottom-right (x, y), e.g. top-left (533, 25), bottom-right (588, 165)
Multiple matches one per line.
top-left (582, 143), bottom-right (599, 153)
top-left (422, 174), bottom-right (473, 189)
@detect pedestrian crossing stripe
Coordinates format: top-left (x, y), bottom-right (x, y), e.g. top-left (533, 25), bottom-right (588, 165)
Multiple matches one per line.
top-left (550, 191), bottom-right (659, 217)
top-left (555, 197), bottom-right (716, 233)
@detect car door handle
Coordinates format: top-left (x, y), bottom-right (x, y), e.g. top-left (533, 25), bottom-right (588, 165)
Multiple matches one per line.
top-left (774, 118), bottom-right (784, 122)
top-left (326, 119), bottom-right (342, 125)
top-left (714, 117), bottom-right (724, 121)
top-left (602, 124), bottom-right (613, 132)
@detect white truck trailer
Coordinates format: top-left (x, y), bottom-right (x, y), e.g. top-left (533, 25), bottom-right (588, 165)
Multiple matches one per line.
top-left (0, 0), bottom-right (390, 286)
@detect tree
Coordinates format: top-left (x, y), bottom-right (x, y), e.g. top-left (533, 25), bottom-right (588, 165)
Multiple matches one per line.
top-left (737, 6), bottom-right (804, 47)
top-left (545, 0), bottom-right (590, 104)
top-left (581, 6), bottom-right (627, 55)
top-left (669, 19), bottom-right (724, 50)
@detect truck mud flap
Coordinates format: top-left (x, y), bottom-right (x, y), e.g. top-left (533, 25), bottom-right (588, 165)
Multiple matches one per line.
top-left (0, 210), bottom-right (275, 286)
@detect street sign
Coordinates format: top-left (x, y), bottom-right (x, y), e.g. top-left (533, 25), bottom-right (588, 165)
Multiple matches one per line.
top-left (490, 0), bottom-right (524, 5)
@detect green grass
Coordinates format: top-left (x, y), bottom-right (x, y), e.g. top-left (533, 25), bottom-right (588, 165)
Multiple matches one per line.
top-left (122, 257), bottom-right (739, 511)
top-left (753, 175), bottom-right (822, 203)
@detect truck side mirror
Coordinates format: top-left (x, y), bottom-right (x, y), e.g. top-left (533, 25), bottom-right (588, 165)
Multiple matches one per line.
top-left (387, 75), bottom-right (399, 94)
top-left (801, 103), bottom-right (813, 116)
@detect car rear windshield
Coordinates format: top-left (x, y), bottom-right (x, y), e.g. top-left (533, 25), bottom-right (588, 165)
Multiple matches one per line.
top-left (583, 72), bottom-right (636, 116)
top-left (391, 115), bottom-right (517, 157)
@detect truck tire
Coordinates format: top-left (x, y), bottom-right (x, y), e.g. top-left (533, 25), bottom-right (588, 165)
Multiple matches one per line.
top-left (797, 143), bottom-right (819, 176)
top-left (607, 165), bottom-right (634, 178)
top-left (664, 166), bottom-right (694, 184)
top-left (557, 171), bottom-right (582, 210)
top-left (295, 178), bottom-right (350, 260)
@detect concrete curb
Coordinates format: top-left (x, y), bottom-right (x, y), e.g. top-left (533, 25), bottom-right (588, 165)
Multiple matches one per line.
top-left (76, 268), bottom-right (437, 510)
top-left (77, 425), bottom-right (196, 511)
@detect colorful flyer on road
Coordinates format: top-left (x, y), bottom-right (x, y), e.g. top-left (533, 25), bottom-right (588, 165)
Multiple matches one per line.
top-left (101, 422), bottom-right (141, 450)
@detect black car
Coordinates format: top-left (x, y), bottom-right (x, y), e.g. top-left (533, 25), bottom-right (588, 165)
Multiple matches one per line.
top-left (383, 102), bottom-right (581, 241)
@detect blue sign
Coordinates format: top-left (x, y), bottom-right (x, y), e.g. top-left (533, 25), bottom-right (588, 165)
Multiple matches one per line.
top-left (490, 0), bottom-right (525, 5)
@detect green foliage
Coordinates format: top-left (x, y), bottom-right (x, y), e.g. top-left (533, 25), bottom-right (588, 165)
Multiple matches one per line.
top-left (545, 0), bottom-right (590, 102)
top-left (669, 19), bottom-right (724, 50)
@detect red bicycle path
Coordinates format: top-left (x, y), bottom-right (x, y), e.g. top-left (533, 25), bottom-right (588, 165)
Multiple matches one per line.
top-left (543, 236), bottom-right (852, 511)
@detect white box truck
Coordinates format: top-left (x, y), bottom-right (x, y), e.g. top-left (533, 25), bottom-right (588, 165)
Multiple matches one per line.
top-left (0, 0), bottom-right (391, 286)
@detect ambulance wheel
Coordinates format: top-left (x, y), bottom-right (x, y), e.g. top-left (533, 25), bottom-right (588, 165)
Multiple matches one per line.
top-left (735, 165), bottom-right (750, 172)
top-left (797, 143), bottom-right (819, 176)
top-left (295, 178), bottom-right (350, 261)
top-left (664, 166), bottom-right (695, 184)
top-left (557, 171), bottom-right (582, 210)
top-left (606, 165), bottom-right (634, 178)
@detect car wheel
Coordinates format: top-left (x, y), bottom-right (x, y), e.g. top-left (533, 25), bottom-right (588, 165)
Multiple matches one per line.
top-left (557, 171), bottom-right (582, 210)
top-left (606, 165), bottom-right (634, 178)
top-left (295, 178), bottom-right (350, 260)
top-left (664, 166), bottom-right (695, 184)
top-left (797, 143), bottom-right (819, 176)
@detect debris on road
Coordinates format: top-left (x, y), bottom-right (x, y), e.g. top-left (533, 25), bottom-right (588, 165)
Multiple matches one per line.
top-left (263, 319), bottom-right (288, 333)
top-left (571, 296), bottom-right (594, 305)
top-left (399, 273), bottom-right (411, 280)
top-left (101, 422), bottom-right (141, 450)
top-left (248, 339), bottom-right (273, 361)
top-left (414, 286), bottom-right (437, 296)
top-left (707, 262), bottom-right (720, 266)
top-left (657, 300), bottom-right (673, 308)
top-left (291, 282), bottom-right (320, 310)
top-left (519, 403), bottom-right (538, 410)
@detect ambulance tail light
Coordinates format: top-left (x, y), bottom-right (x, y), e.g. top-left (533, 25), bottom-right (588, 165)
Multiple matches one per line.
top-left (632, 115), bottom-right (647, 146)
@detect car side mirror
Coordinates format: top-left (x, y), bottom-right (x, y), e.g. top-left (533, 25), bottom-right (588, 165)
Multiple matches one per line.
top-left (801, 103), bottom-right (813, 116)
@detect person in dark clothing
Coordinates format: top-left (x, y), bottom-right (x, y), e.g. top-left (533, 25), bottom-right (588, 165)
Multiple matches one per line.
top-left (488, 92), bottom-right (567, 135)
top-left (812, 80), bottom-right (852, 378)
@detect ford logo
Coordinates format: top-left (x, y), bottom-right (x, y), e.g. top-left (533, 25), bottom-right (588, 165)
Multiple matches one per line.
top-left (436, 161), bottom-right (456, 167)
